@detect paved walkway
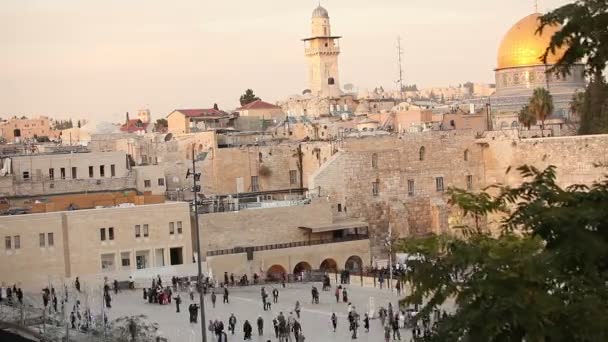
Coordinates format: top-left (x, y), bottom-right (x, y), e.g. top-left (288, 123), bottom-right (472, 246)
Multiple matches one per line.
top-left (105, 282), bottom-right (414, 341)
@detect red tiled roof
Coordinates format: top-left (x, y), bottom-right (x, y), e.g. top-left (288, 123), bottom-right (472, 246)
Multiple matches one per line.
top-left (237, 100), bottom-right (281, 111)
top-left (120, 119), bottom-right (149, 133)
top-left (174, 109), bottom-right (229, 118)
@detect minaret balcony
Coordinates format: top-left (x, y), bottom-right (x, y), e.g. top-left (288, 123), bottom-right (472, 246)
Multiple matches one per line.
top-left (305, 47), bottom-right (340, 56)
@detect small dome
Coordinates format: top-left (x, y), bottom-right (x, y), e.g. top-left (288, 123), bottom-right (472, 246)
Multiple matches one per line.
top-left (497, 13), bottom-right (567, 69)
top-left (312, 5), bottom-right (329, 18)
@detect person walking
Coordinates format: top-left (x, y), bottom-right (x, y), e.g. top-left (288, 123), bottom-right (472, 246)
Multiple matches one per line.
top-left (395, 280), bottom-right (402, 296)
top-left (229, 313), bottom-right (237, 334)
top-left (384, 322), bottom-right (391, 342)
top-left (53, 295), bottom-right (58, 313)
top-left (211, 291), bottom-right (217, 308)
top-left (223, 287), bottom-right (229, 304)
top-left (392, 313), bottom-right (401, 340)
top-left (273, 317), bottom-right (279, 338)
top-left (273, 288), bottom-right (279, 303)
top-left (331, 313), bottom-right (338, 332)
top-left (113, 279), bottom-right (119, 295)
top-left (295, 301), bottom-right (301, 319)
top-left (342, 287), bottom-right (348, 303)
top-left (174, 294), bottom-right (181, 313)
top-left (257, 316), bottom-right (264, 336)
top-left (75, 277), bottom-right (81, 292)
top-left (335, 286), bottom-right (340, 303)
top-left (363, 313), bottom-right (370, 333)
top-left (243, 320), bottom-right (253, 340)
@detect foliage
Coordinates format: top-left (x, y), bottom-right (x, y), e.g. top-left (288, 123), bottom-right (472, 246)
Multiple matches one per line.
top-left (397, 165), bottom-right (608, 342)
top-left (239, 89), bottom-right (260, 106)
top-left (110, 315), bottom-right (159, 342)
top-left (528, 88), bottom-right (554, 136)
top-left (518, 104), bottom-right (536, 130)
top-left (538, 0), bottom-right (608, 77)
top-left (569, 91), bottom-right (585, 119)
top-left (578, 75), bottom-right (608, 134)
top-left (154, 118), bottom-right (168, 132)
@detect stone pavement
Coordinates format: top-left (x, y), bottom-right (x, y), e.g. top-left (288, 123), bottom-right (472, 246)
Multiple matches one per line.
top-left (106, 282), bottom-right (416, 341)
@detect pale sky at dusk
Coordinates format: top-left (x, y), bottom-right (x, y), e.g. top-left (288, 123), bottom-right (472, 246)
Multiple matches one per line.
top-left (1, 0), bottom-right (572, 122)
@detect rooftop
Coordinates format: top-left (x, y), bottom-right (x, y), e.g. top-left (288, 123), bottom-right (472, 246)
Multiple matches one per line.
top-left (237, 100), bottom-right (281, 111)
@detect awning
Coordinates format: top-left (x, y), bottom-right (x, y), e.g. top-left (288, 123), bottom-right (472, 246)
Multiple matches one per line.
top-left (299, 219), bottom-right (368, 233)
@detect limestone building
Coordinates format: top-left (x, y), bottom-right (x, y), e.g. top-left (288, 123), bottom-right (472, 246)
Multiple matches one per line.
top-left (303, 5), bottom-right (342, 98)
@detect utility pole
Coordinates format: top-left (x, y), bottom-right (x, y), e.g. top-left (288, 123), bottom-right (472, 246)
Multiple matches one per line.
top-left (397, 36), bottom-right (404, 95)
top-left (188, 144), bottom-right (207, 342)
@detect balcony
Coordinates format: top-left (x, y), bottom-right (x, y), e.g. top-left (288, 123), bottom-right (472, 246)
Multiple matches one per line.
top-left (305, 47), bottom-right (340, 56)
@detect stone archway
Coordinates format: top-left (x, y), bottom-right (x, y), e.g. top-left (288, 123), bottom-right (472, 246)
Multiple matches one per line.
top-left (267, 264), bottom-right (287, 281)
top-left (345, 255), bottom-right (363, 272)
top-left (320, 258), bottom-right (338, 272)
top-left (293, 261), bottom-right (312, 275)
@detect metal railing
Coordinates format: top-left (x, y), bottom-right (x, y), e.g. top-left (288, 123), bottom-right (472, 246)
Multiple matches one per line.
top-left (206, 234), bottom-right (369, 256)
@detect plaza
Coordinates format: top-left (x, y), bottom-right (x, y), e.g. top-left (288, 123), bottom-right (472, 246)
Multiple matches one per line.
top-left (106, 281), bottom-right (412, 341)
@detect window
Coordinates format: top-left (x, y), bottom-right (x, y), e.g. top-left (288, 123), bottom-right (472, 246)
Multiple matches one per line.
top-left (464, 149), bottom-right (470, 161)
top-left (110, 164), bottom-right (115, 177)
top-left (289, 170), bottom-right (297, 186)
top-left (169, 222), bottom-right (175, 235)
top-left (372, 180), bottom-right (380, 197)
top-left (408, 179), bottom-right (415, 196)
top-left (100, 228), bottom-right (106, 241)
top-left (60, 168), bottom-right (66, 179)
top-left (177, 221), bottom-right (182, 234)
top-left (49, 168), bottom-right (54, 180)
top-left (143, 224), bottom-right (149, 237)
top-left (466, 175), bottom-right (473, 190)
top-left (39, 233), bottom-right (45, 247)
top-left (158, 178), bottom-right (165, 186)
top-left (5, 236), bottom-right (11, 250)
top-left (337, 203), bottom-right (342, 212)
top-left (22, 171), bottom-right (30, 180)
top-left (100, 165), bottom-right (105, 177)
top-left (121, 252), bottom-right (130, 267)
top-left (144, 180), bottom-right (151, 188)
top-left (258, 152), bottom-right (263, 163)
top-left (108, 227), bottom-right (114, 241)
top-left (251, 176), bottom-right (259, 192)
top-left (89, 166), bottom-right (94, 178)
top-left (436, 177), bottom-right (444, 192)
top-left (419, 147), bottom-right (426, 161)
top-left (71, 167), bottom-right (77, 179)
top-left (14, 235), bottom-right (20, 249)
top-left (47, 233), bottom-right (54, 247)
top-left (135, 225), bottom-right (141, 238)
top-left (371, 153), bottom-right (378, 168)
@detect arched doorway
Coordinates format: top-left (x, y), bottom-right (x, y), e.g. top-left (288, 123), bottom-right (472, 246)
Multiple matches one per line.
top-left (267, 264), bottom-right (287, 281)
top-left (345, 256), bottom-right (363, 272)
top-left (293, 261), bottom-right (312, 275)
top-left (319, 258), bottom-right (338, 272)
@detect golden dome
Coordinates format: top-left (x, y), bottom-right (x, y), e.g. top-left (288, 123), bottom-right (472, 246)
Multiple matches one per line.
top-left (497, 13), bottom-right (566, 69)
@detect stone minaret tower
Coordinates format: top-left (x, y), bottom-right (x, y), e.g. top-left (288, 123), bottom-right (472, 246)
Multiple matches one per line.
top-left (303, 5), bottom-right (342, 98)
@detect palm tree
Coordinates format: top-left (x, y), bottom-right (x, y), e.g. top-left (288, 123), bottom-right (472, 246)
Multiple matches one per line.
top-left (528, 88), bottom-right (554, 137)
top-left (518, 105), bottom-right (536, 130)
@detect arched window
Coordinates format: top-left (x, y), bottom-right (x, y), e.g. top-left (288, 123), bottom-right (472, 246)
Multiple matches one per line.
top-left (371, 153), bottom-right (378, 168)
top-left (419, 146), bottom-right (425, 161)
top-left (464, 149), bottom-right (469, 161)
top-left (328, 77), bottom-right (335, 85)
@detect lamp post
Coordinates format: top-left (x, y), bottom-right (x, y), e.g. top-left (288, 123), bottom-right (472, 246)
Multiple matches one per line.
top-left (187, 144), bottom-right (208, 342)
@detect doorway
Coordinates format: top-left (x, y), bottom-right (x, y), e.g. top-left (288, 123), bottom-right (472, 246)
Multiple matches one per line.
top-left (170, 247), bottom-right (183, 265)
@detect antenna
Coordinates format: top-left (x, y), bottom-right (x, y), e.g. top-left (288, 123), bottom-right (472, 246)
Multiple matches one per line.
top-left (397, 36), bottom-right (404, 93)
top-left (535, 0), bottom-right (539, 12)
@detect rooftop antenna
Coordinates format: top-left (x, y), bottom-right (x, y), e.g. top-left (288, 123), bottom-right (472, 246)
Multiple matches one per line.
top-left (397, 36), bottom-right (404, 93)
top-left (535, 0), bottom-right (539, 12)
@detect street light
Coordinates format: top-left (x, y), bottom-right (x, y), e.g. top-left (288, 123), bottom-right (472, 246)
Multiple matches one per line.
top-left (187, 144), bottom-right (208, 342)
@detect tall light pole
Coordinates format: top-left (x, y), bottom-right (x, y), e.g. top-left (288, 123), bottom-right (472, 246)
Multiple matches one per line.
top-left (188, 144), bottom-right (207, 342)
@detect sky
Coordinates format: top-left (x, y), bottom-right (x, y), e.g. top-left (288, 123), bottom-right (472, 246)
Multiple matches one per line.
top-left (0, 0), bottom-right (572, 122)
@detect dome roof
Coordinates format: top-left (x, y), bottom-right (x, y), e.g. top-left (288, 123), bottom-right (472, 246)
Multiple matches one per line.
top-left (312, 5), bottom-right (329, 18)
top-left (497, 13), bottom-right (567, 70)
